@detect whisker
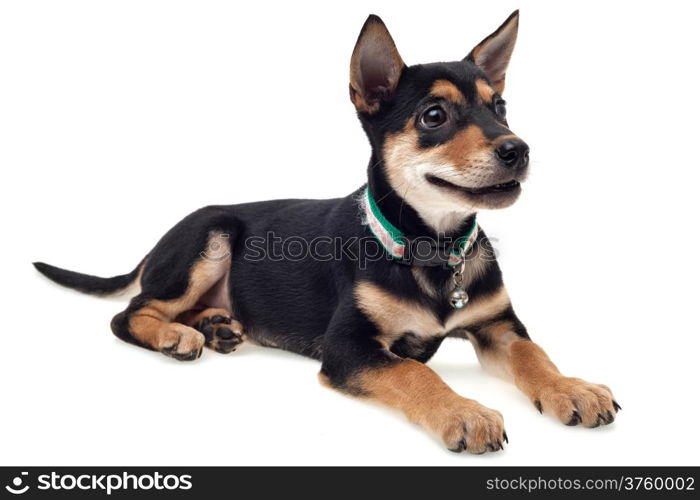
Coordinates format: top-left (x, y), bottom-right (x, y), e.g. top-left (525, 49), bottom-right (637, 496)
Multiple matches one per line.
top-left (398, 182), bottom-right (413, 229)
top-left (375, 177), bottom-right (412, 204)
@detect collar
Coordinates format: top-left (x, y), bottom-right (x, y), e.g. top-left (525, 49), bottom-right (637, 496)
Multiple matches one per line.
top-left (362, 187), bottom-right (479, 268)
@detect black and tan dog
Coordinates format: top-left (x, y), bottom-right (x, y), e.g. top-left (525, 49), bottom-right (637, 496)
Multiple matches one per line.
top-left (35, 11), bottom-right (619, 453)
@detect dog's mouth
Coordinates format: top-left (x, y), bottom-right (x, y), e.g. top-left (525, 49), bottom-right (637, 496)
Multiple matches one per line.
top-left (425, 175), bottom-right (521, 195)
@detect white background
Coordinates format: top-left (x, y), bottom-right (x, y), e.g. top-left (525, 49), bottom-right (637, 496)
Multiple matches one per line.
top-left (1, 0), bottom-right (699, 466)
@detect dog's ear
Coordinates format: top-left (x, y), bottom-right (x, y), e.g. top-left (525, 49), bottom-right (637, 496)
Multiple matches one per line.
top-left (349, 15), bottom-right (406, 114)
top-left (465, 10), bottom-right (519, 94)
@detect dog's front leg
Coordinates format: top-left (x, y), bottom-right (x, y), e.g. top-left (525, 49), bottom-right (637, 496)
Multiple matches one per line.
top-left (467, 308), bottom-right (620, 428)
top-left (320, 300), bottom-right (507, 453)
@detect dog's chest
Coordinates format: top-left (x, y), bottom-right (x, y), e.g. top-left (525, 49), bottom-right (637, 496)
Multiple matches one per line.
top-left (356, 274), bottom-right (498, 335)
top-left (357, 281), bottom-right (472, 338)
top-left (355, 256), bottom-right (509, 358)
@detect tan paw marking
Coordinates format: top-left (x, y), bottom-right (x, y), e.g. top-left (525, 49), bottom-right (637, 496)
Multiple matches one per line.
top-left (533, 377), bottom-right (620, 427)
top-left (158, 324), bottom-right (205, 361)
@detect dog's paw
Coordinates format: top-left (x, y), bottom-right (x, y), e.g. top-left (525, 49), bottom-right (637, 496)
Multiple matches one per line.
top-left (195, 311), bottom-right (245, 354)
top-left (158, 325), bottom-right (205, 361)
top-left (532, 377), bottom-right (620, 428)
top-left (434, 399), bottom-right (507, 454)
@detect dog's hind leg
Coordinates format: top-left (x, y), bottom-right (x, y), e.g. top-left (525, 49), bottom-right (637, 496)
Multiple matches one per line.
top-left (111, 224), bottom-right (238, 361)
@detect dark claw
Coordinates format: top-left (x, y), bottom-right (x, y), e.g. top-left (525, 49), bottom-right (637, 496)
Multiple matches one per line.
top-left (605, 410), bottom-right (615, 424)
top-left (217, 327), bottom-right (236, 340)
top-left (613, 400), bottom-right (622, 412)
top-left (534, 400), bottom-right (543, 414)
top-left (161, 344), bottom-right (177, 354)
top-left (589, 413), bottom-right (603, 428)
top-left (566, 411), bottom-right (581, 426)
top-left (448, 438), bottom-right (466, 453)
top-left (486, 443), bottom-right (495, 452)
top-left (503, 431), bottom-right (509, 444)
top-left (211, 315), bottom-right (231, 325)
top-left (172, 350), bottom-right (199, 361)
top-left (498, 441), bottom-right (504, 450)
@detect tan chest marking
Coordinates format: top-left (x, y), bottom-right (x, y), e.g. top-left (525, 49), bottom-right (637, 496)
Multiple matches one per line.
top-left (355, 282), bottom-right (511, 346)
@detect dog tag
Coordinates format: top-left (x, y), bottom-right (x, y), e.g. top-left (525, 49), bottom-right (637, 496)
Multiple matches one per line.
top-left (449, 288), bottom-right (469, 309)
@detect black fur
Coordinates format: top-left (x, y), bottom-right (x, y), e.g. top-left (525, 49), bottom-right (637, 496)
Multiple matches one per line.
top-left (32, 259), bottom-right (145, 295)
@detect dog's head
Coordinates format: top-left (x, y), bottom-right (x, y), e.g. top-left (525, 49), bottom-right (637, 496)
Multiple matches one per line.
top-left (351, 12), bottom-right (528, 232)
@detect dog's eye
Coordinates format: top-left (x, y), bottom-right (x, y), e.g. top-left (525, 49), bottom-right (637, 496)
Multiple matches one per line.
top-left (419, 105), bottom-right (448, 129)
top-left (494, 98), bottom-right (507, 119)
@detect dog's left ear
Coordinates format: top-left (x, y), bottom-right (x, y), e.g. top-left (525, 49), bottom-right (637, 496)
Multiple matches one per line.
top-left (466, 10), bottom-right (519, 94)
top-left (349, 15), bottom-right (406, 114)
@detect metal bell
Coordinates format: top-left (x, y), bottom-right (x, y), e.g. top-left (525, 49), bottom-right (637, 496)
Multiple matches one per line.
top-left (449, 288), bottom-right (469, 309)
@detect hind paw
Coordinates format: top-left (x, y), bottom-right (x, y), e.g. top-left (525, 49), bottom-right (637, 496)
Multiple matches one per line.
top-left (158, 325), bottom-right (205, 361)
top-left (189, 309), bottom-right (245, 354)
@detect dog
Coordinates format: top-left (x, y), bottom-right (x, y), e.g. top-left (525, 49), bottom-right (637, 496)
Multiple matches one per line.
top-left (35, 11), bottom-right (619, 454)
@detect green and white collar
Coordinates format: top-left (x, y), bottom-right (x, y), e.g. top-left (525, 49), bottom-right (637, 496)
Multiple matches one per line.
top-left (362, 187), bottom-right (479, 267)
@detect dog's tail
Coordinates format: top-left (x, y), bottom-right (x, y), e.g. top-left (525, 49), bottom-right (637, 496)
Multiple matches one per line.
top-left (33, 258), bottom-right (146, 297)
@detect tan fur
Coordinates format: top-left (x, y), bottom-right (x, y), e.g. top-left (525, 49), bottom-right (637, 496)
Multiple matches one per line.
top-left (382, 124), bottom-right (423, 183)
top-left (383, 123), bottom-right (495, 185)
top-left (410, 267), bottom-right (439, 299)
top-left (440, 125), bottom-right (490, 167)
top-left (467, 320), bottom-right (522, 379)
top-left (129, 314), bottom-right (204, 355)
top-left (491, 134), bottom-right (519, 147)
top-left (384, 124), bottom-right (491, 176)
top-left (465, 325), bottom-right (619, 428)
top-left (355, 281), bottom-right (440, 344)
top-left (476, 79), bottom-right (495, 103)
top-left (381, 123), bottom-right (467, 233)
top-left (430, 79), bottom-right (466, 105)
top-left (317, 372), bottom-right (332, 389)
top-left (507, 340), bottom-right (616, 427)
top-left (351, 359), bottom-right (505, 452)
top-left (349, 85), bottom-right (376, 115)
top-left (381, 124), bottom-right (488, 232)
top-left (178, 307), bottom-right (232, 327)
top-left (126, 232), bottom-right (232, 356)
top-left (355, 281), bottom-right (511, 348)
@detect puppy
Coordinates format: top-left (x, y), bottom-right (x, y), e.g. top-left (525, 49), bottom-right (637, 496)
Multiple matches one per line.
top-left (35, 11), bottom-right (619, 453)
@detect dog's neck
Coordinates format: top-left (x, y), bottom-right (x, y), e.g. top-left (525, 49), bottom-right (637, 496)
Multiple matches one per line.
top-left (366, 153), bottom-right (476, 238)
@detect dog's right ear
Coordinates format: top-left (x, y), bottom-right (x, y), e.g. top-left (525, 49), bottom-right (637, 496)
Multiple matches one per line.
top-left (349, 15), bottom-right (405, 114)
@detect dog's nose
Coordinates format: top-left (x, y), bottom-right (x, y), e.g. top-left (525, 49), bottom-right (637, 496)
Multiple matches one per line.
top-left (496, 139), bottom-right (529, 169)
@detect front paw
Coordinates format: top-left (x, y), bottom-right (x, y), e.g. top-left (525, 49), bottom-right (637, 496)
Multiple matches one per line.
top-left (431, 399), bottom-right (507, 454)
top-left (532, 377), bottom-right (620, 427)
